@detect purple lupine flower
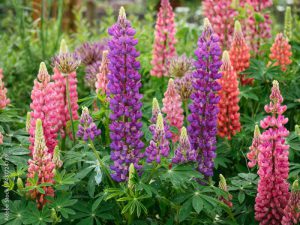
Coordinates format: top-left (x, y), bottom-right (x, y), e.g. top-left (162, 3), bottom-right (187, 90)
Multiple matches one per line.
top-left (86, 61), bottom-right (102, 87)
top-left (77, 107), bottom-right (101, 141)
top-left (150, 98), bottom-right (172, 140)
top-left (172, 127), bottom-right (197, 164)
top-left (107, 7), bottom-right (144, 182)
top-left (187, 18), bottom-right (222, 178)
top-left (145, 113), bottom-right (170, 163)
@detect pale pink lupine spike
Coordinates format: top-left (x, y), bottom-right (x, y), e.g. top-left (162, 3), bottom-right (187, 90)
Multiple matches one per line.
top-left (162, 79), bottom-right (184, 142)
top-left (255, 80), bottom-right (290, 224)
top-left (150, 0), bottom-right (177, 77)
top-left (0, 68), bottom-right (10, 110)
top-left (95, 50), bottom-right (109, 94)
top-left (247, 125), bottom-right (261, 168)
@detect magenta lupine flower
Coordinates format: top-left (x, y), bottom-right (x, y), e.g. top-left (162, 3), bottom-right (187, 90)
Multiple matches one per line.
top-left (187, 18), bottom-right (222, 178)
top-left (77, 107), bottom-right (101, 141)
top-left (202, 0), bottom-right (237, 49)
top-left (282, 180), bottom-right (300, 225)
top-left (150, 0), bottom-right (177, 77)
top-left (247, 125), bottom-right (261, 168)
top-left (29, 62), bottom-right (60, 154)
top-left (162, 79), bottom-right (184, 142)
top-left (26, 119), bottom-right (55, 209)
top-left (255, 80), bottom-right (290, 224)
top-left (95, 50), bottom-right (109, 95)
top-left (172, 127), bottom-right (197, 164)
top-left (0, 69), bottom-right (10, 109)
top-left (107, 7), bottom-right (144, 182)
top-left (145, 113), bottom-right (170, 163)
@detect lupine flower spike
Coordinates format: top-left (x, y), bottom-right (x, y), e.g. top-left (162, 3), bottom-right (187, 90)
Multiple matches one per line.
top-left (29, 62), bottom-right (60, 154)
top-left (219, 174), bottom-right (233, 208)
top-left (188, 18), bottom-right (222, 178)
top-left (145, 113), bottom-right (170, 163)
top-left (0, 69), bottom-right (10, 109)
top-left (77, 106), bottom-right (101, 142)
top-left (247, 125), bottom-right (261, 168)
top-left (0, 132), bottom-right (3, 145)
top-left (172, 127), bottom-right (196, 164)
top-left (218, 51), bottom-right (241, 140)
top-left (162, 79), bottom-right (184, 142)
top-left (255, 80), bottom-right (290, 224)
top-left (52, 145), bottom-right (63, 169)
top-left (95, 50), bottom-right (109, 95)
top-left (202, 0), bottom-right (237, 49)
top-left (284, 6), bottom-right (292, 41)
top-left (282, 180), bottom-right (300, 225)
top-left (229, 21), bottom-right (252, 85)
top-left (108, 7), bottom-right (144, 182)
top-left (269, 33), bottom-right (292, 72)
top-left (150, 0), bottom-right (176, 77)
top-left (26, 112), bottom-right (31, 133)
top-left (26, 119), bottom-right (55, 209)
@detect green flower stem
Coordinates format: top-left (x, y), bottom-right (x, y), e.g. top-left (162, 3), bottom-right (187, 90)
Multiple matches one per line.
top-left (65, 74), bottom-right (76, 144)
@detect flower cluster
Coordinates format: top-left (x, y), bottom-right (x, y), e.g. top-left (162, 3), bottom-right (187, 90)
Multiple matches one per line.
top-left (255, 80), bottom-right (290, 224)
top-left (188, 18), bottom-right (222, 177)
top-left (229, 21), bottom-right (252, 85)
top-left (150, 0), bottom-right (176, 77)
top-left (219, 174), bottom-right (233, 208)
top-left (172, 127), bottom-right (196, 164)
top-left (162, 79), bottom-right (184, 142)
top-left (247, 125), bottom-right (261, 168)
top-left (269, 33), bottom-right (292, 71)
top-left (202, 0), bottom-right (237, 49)
top-left (29, 62), bottom-right (60, 154)
top-left (168, 55), bottom-right (193, 78)
top-left (282, 180), bottom-right (300, 225)
top-left (217, 51), bottom-right (241, 140)
top-left (108, 7), bottom-right (144, 182)
top-left (284, 6), bottom-right (292, 41)
top-left (77, 107), bottom-right (101, 141)
top-left (145, 113), bottom-right (170, 163)
top-left (26, 119), bottom-right (55, 209)
top-left (95, 50), bottom-right (109, 95)
top-left (0, 68), bottom-right (10, 109)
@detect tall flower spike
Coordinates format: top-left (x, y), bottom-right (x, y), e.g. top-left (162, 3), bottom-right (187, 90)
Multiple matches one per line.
top-left (255, 80), bottom-right (290, 224)
top-left (219, 174), bottom-right (233, 208)
top-left (26, 119), bottom-right (55, 209)
top-left (95, 50), bottom-right (109, 95)
top-left (168, 55), bottom-right (193, 78)
top-left (282, 180), bottom-right (300, 225)
top-left (172, 127), bottom-right (196, 164)
top-left (150, 0), bottom-right (177, 77)
top-left (229, 21), bottom-right (252, 85)
top-left (202, 0), bottom-right (237, 49)
top-left (0, 132), bottom-right (3, 145)
top-left (52, 145), bottom-right (63, 169)
top-left (284, 7), bottom-right (292, 41)
top-left (26, 112), bottom-right (31, 133)
top-left (145, 113), bottom-right (170, 163)
top-left (247, 125), bottom-right (261, 168)
top-left (29, 62), bottom-right (60, 154)
top-left (108, 7), bottom-right (144, 182)
top-left (269, 33), bottom-right (292, 72)
top-left (162, 79), bottom-right (184, 142)
top-left (0, 69), bottom-right (10, 109)
top-left (218, 51), bottom-right (241, 140)
top-left (188, 18), bottom-right (222, 178)
top-left (77, 106), bottom-right (101, 142)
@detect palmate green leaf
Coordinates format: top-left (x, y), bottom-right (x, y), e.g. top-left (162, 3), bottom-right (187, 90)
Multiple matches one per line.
top-left (178, 198), bottom-right (192, 222)
top-left (23, 203), bottom-right (52, 225)
top-left (54, 170), bottom-right (79, 189)
top-left (47, 192), bottom-right (77, 219)
top-left (0, 200), bottom-right (27, 225)
top-left (192, 195), bottom-right (203, 214)
top-left (287, 132), bottom-right (300, 151)
top-left (289, 163), bottom-right (300, 178)
top-left (238, 191), bottom-right (246, 204)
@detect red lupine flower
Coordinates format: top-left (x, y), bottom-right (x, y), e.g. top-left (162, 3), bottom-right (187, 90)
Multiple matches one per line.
top-left (0, 68), bottom-right (10, 109)
top-left (269, 33), bottom-right (292, 72)
top-left (150, 0), bottom-right (176, 77)
top-left (229, 21), bottom-right (252, 85)
top-left (218, 51), bottom-right (241, 140)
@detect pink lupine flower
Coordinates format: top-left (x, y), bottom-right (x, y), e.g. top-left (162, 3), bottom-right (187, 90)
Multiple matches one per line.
top-left (29, 62), bottom-right (60, 154)
top-left (202, 0), bottom-right (237, 49)
top-left (95, 50), bottom-right (109, 94)
top-left (162, 79), bottom-right (184, 142)
top-left (241, 0), bottom-right (273, 11)
top-left (255, 80), bottom-right (290, 224)
top-left (247, 125), bottom-right (261, 168)
top-left (269, 33), bottom-right (292, 72)
top-left (282, 180), bottom-right (300, 225)
top-left (26, 119), bottom-right (55, 209)
top-left (229, 21), bottom-right (252, 85)
top-left (64, 71), bottom-right (79, 122)
top-left (219, 174), bottom-right (233, 208)
top-left (0, 132), bottom-right (3, 145)
top-left (0, 69), bottom-right (10, 109)
top-left (150, 0), bottom-right (176, 77)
